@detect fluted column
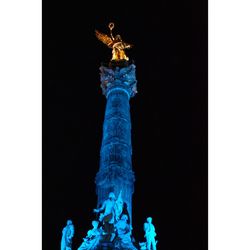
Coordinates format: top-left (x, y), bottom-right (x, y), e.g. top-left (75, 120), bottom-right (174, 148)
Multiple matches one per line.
top-left (95, 63), bottom-right (137, 222)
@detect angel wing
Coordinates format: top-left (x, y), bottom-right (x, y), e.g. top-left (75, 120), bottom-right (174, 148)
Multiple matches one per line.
top-left (95, 30), bottom-right (114, 48)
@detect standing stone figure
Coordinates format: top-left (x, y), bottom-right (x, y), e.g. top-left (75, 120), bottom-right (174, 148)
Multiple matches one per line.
top-left (93, 192), bottom-right (116, 241)
top-left (143, 217), bottom-right (157, 250)
top-left (61, 219), bottom-right (74, 250)
top-left (77, 220), bottom-right (102, 250)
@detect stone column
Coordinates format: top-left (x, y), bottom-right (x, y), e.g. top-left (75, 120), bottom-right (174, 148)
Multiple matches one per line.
top-left (95, 63), bottom-right (137, 222)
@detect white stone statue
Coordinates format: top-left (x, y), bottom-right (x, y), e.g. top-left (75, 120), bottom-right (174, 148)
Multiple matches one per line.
top-left (143, 217), bottom-right (157, 250)
top-left (113, 214), bottom-right (137, 250)
top-left (93, 192), bottom-right (116, 223)
top-left (77, 220), bottom-right (102, 250)
top-left (93, 192), bottom-right (117, 241)
top-left (61, 219), bottom-right (74, 250)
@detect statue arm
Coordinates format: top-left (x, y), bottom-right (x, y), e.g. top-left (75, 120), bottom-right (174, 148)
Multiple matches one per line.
top-left (110, 31), bottom-right (114, 41)
top-left (152, 225), bottom-right (157, 236)
top-left (125, 224), bottom-right (131, 234)
top-left (69, 225), bottom-right (74, 238)
top-left (87, 229), bottom-right (93, 238)
top-left (94, 201), bottom-right (106, 213)
top-left (123, 42), bottom-right (133, 49)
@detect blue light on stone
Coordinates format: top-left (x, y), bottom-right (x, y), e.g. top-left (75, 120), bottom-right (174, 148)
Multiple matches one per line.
top-left (61, 219), bottom-right (74, 250)
top-left (95, 64), bottom-right (137, 224)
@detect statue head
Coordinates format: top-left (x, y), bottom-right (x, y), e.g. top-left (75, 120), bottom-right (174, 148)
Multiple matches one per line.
top-left (67, 219), bottom-right (73, 225)
top-left (108, 192), bottom-right (116, 200)
top-left (115, 34), bottom-right (122, 41)
top-left (121, 214), bottom-right (128, 222)
top-left (92, 220), bottom-right (99, 228)
top-left (146, 217), bottom-right (152, 223)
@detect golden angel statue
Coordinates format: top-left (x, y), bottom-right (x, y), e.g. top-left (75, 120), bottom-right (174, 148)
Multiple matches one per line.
top-left (95, 22), bottom-right (133, 61)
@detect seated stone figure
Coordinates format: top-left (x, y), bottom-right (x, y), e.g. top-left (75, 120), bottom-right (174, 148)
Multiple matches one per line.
top-left (78, 220), bottom-right (102, 250)
top-left (113, 214), bottom-right (137, 250)
top-left (61, 219), bottom-right (74, 250)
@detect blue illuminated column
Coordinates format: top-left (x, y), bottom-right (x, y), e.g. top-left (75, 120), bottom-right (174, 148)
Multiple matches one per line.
top-left (95, 63), bottom-right (137, 222)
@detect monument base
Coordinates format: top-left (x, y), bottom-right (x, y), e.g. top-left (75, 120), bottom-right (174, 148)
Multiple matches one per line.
top-left (96, 241), bottom-right (114, 249)
top-left (95, 241), bottom-right (139, 250)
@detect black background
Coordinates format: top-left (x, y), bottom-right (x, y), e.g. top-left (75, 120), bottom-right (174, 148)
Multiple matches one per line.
top-left (43, 0), bottom-right (207, 249)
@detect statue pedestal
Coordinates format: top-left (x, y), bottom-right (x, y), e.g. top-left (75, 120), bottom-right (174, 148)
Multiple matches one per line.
top-left (97, 241), bottom-right (114, 250)
top-left (96, 240), bottom-right (139, 250)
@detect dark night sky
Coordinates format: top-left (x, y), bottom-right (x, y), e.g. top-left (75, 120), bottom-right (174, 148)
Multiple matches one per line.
top-left (43, 0), bottom-right (207, 249)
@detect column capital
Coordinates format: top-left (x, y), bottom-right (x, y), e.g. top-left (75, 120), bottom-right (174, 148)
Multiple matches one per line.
top-left (99, 64), bottom-right (137, 98)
